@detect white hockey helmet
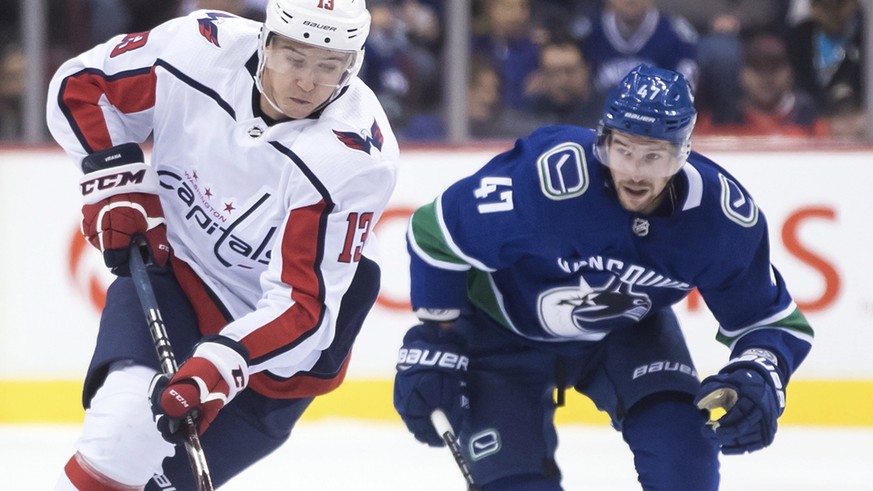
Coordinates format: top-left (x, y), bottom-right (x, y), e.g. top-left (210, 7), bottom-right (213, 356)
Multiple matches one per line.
top-left (256, 0), bottom-right (371, 111)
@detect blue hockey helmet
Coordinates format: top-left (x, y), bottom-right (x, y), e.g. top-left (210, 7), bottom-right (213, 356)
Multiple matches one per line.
top-left (595, 65), bottom-right (697, 177)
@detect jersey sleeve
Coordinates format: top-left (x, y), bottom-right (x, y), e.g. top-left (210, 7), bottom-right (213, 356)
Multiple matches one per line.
top-left (46, 14), bottom-right (197, 166)
top-left (696, 193), bottom-right (814, 380)
top-left (407, 143), bottom-right (536, 311)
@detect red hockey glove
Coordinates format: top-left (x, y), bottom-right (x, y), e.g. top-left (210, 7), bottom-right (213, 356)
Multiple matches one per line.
top-left (79, 143), bottom-right (169, 275)
top-left (149, 336), bottom-right (250, 444)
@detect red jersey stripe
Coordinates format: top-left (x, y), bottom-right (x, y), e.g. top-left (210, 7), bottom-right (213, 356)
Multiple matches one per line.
top-left (60, 67), bottom-right (157, 152)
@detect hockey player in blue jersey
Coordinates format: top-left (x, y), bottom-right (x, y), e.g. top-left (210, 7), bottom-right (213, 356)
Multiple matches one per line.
top-left (394, 65), bottom-right (813, 490)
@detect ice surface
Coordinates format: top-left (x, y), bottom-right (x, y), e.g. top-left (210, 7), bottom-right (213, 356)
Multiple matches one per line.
top-left (6, 421), bottom-right (871, 490)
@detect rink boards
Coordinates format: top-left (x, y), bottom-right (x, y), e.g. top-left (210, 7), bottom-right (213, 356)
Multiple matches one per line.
top-left (0, 142), bottom-right (870, 426)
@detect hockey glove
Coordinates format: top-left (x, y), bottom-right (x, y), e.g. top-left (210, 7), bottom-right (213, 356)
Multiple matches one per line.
top-left (149, 335), bottom-right (250, 444)
top-left (79, 143), bottom-right (169, 275)
top-left (694, 348), bottom-right (785, 455)
top-left (394, 322), bottom-right (470, 447)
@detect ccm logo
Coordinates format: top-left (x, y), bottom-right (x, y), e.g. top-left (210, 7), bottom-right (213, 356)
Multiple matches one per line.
top-left (397, 348), bottom-right (469, 371)
top-left (168, 389), bottom-right (190, 408)
top-left (80, 169), bottom-right (146, 195)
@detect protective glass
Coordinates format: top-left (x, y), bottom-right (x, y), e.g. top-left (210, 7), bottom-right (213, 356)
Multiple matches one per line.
top-left (596, 129), bottom-right (689, 179)
top-left (263, 37), bottom-right (355, 88)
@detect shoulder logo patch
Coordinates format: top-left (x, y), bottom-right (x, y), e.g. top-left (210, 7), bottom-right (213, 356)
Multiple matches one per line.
top-left (198, 12), bottom-right (234, 47)
top-left (333, 120), bottom-right (384, 155)
top-left (537, 142), bottom-right (588, 200)
top-left (718, 173), bottom-right (758, 227)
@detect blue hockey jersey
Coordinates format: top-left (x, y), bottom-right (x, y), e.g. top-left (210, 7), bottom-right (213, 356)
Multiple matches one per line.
top-left (582, 9), bottom-right (698, 94)
top-left (407, 125), bottom-right (812, 376)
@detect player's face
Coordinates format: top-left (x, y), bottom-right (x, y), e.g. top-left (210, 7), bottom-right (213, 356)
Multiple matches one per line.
top-left (260, 36), bottom-right (354, 119)
top-left (605, 131), bottom-right (677, 214)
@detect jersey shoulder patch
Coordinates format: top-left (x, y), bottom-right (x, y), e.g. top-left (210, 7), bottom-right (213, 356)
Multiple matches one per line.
top-left (718, 172), bottom-right (758, 227)
top-left (537, 141), bottom-right (589, 200)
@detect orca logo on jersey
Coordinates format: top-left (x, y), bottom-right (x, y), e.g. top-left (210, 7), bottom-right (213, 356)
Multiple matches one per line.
top-left (333, 120), bottom-right (384, 154)
top-left (538, 276), bottom-right (652, 340)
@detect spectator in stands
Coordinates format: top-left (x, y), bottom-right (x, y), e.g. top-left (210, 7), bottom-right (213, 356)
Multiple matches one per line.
top-left (359, 0), bottom-right (440, 131)
top-left (91, 1), bottom-right (182, 44)
top-left (178, 0), bottom-right (267, 20)
top-left (824, 84), bottom-right (868, 139)
top-left (512, 39), bottom-right (602, 131)
top-left (695, 32), bottom-right (828, 136)
top-left (656, 0), bottom-right (791, 123)
top-left (0, 44), bottom-right (24, 139)
top-left (471, 0), bottom-right (540, 110)
top-left (785, 0), bottom-right (865, 117)
top-left (580, 0), bottom-right (698, 102)
top-left (402, 56), bottom-right (524, 141)
top-left (528, 0), bottom-right (599, 44)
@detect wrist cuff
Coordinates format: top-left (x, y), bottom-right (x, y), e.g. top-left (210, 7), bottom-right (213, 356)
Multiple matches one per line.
top-left (82, 143), bottom-right (145, 173)
top-left (415, 308), bottom-right (461, 322)
top-left (193, 336), bottom-right (250, 400)
top-left (723, 348), bottom-right (786, 410)
top-left (79, 162), bottom-right (160, 204)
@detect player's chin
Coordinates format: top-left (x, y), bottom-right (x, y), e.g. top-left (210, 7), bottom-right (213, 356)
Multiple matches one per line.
top-left (279, 103), bottom-right (313, 119)
top-left (617, 190), bottom-right (653, 212)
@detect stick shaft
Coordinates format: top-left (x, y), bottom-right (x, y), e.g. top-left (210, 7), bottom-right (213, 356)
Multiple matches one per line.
top-left (430, 409), bottom-right (480, 491)
top-left (129, 244), bottom-right (214, 491)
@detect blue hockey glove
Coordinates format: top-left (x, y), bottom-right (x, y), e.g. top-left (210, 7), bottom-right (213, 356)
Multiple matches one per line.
top-left (393, 322), bottom-right (470, 447)
top-left (694, 348), bottom-right (785, 455)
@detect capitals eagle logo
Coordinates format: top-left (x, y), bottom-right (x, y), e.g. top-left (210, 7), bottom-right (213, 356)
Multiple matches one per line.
top-left (333, 120), bottom-right (384, 155)
top-left (198, 12), bottom-right (234, 47)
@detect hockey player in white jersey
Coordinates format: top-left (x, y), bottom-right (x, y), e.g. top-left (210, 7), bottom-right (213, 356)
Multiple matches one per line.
top-left (47, 1), bottom-right (397, 489)
top-left (394, 65), bottom-right (813, 490)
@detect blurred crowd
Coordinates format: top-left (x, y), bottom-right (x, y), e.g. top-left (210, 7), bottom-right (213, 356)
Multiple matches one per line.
top-left (0, 0), bottom-right (867, 142)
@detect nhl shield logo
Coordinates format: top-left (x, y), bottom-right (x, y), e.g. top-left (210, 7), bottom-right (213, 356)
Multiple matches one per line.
top-left (632, 218), bottom-right (649, 237)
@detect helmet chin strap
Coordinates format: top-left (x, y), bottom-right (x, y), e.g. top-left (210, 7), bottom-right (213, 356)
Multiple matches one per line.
top-left (258, 87), bottom-right (287, 119)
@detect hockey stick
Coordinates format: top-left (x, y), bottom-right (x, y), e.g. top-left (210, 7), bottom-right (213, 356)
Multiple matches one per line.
top-left (430, 409), bottom-right (480, 491)
top-left (129, 241), bottom-right (214, 491)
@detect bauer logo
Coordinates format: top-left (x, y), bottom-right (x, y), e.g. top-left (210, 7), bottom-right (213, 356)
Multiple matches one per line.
top-left (396, 348), bottom-right (469, 371)
top-left (468, 429), bottom-right (501, 460)
top-left (632, 360), bottom-right (697, 380)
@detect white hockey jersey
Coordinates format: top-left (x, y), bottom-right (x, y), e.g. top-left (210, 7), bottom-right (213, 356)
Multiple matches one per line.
top-left (47, 11), bottom-right (399, 398)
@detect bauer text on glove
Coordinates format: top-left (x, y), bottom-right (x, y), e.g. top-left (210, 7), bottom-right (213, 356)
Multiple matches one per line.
top-left (394, 322), bottom-right (470, 447)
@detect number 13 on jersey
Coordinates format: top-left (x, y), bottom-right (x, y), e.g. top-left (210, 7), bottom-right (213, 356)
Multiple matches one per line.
top-left (338, 211), bottom-right (373, 263)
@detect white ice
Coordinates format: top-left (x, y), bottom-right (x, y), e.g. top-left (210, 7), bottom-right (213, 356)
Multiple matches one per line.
top-left (5, 421), bottom-right (871, 490)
